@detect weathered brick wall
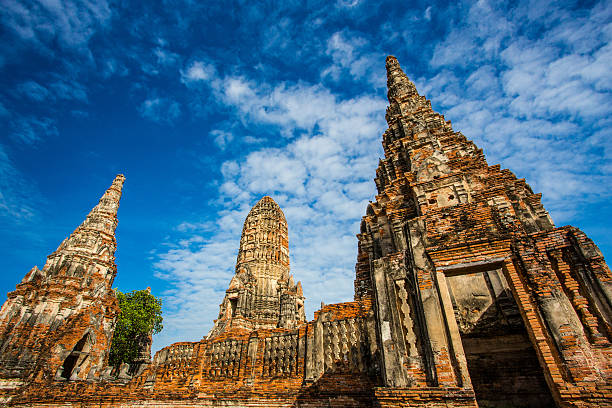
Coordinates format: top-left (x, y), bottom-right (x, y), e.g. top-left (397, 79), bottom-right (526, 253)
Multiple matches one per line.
top-left (0, 176), bottom-right (124, 385)
top-left (355, 56), bottom-right (611, 408)
top-left (2, 57), bottom-right (612, 408)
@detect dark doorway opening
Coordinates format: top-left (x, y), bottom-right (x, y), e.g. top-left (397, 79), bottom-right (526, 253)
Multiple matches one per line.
top-left (229, 298), bottom-right (238, 317)
top-left (59, 333), bottom-right (90, 380)
top-left (60, 353), bottom-right (79, 380)
top-left (447, 270), bottom-right (555, 408)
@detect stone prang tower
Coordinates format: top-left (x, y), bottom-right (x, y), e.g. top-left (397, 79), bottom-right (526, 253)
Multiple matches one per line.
top-left (207, 196), bottom-right (305, 338)
top-left (352, 56), bottom-right (611, 407)
top-left (0, 175), bottom-right (125, 383)
top-left (0, 58), bottom-right (611, 408)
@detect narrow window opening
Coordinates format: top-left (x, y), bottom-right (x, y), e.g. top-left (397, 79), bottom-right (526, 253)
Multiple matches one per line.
top-left (60, 333), bottom-right (90, 380)
top-left (229, 298), bottom-right (238, 317)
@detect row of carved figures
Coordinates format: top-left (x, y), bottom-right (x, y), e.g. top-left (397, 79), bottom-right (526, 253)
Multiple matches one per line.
top-left (241, 230), bottom-right (285, 245)
top-left (208, 339), bottom-right (244, 379)
top-left (262, 334), bottom-right (299, 377)
top-left (153, 318), bottom-right (372, 381)
top-left (322, 318), bottom-right (368, 373)
top-left (239, 247), bottom-right (287, 263)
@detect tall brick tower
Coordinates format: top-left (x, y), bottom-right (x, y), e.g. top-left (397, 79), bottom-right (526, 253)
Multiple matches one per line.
top-left (1, 57), bottom-right (610, 408)
top-left (354, 56), bottom-right (612, 407)
top-left (207, 196), bottom-right (305, 338)
top-left (0, 175), bottom-right (125, 384)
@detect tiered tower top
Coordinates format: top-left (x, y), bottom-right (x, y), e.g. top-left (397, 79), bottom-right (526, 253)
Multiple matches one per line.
top-left (207, 196), bottom-right (305, 338)
top-left (50, 174), bottom-right (125, 265)
top-left (236, 196), bottom-right (290, 276)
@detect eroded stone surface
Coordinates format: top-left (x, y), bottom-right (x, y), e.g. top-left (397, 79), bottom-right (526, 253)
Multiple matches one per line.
top-left (207, 196), bottom-right (305, 338)
top-left (0, 175), bottom-right (125, 385)
top-left (1, 57), bottom-right (611, 408)
top-left (354, 56), bottom-right (612, 407)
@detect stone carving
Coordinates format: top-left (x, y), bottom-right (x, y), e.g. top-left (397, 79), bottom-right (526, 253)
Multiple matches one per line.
top-left (207, 197), bottom-right (305, 339)
top-left (207, 340), bottom-right (243, 379)
top-left (394, 279), bottom-right (418, 357)
top-left (354, 56), bottom-right (611, 405)
top-left (321, 317), bottom-right (368, 373)
top-left (262, 333), bottom-right (298, 377)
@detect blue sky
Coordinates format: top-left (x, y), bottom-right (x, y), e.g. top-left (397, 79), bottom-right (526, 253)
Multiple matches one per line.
top-left (1, 0), bottom-right (610, 353)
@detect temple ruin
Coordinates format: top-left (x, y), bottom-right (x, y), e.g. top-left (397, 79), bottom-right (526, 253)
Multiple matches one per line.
top-left (0, 56), bottom-right (610, 407)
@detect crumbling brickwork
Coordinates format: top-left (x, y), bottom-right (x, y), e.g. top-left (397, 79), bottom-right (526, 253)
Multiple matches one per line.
top-left (0, 57), bottom-right (610, 407)
top-left (354, 56), bottom-right (611, 407)
top-left (0, 176), bottom-right (125, 396)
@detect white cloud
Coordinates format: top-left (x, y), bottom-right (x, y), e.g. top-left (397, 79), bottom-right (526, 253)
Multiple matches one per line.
top-left (210, 129), bottom-right (234, 150)
top-left (152, 0), bottom-right (612, 353)
top-left (9, 116), bottom-right (58, 145)
top-left (1, 0), bottom-right (111, 54)
top-left (262, 17), bottom-right (292, 52)
top-left (155, 63), bottom-right (386, 351)
top-left (321, 31), bottom-right (386, 88)
top-left (138, 97), bottom-right (181, 124)
top-left (154, 44), bottom-right (179, 67)
top-left (49, 80), bottom-right (88, 102)
top-left (181, 61), bottom-right (216, 83)
top-left (15, 79), bottom-right (88, 103)
top-left (426, 0), bottom-right (612, 222)
top-left (336, 0), bottom-right (360, 8)
top-left (16, 81), bottom-right (49, 101)
top-left (0, 145), bottom-right (38, 220)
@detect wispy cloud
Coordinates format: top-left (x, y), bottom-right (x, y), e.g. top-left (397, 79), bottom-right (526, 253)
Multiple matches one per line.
top-left (181, 61), bottom-right (216, 83)
top-left (152, 61), bottom-right (386, 349)
top-left (148, 2), bottom-right (612, 352)
top-left (151, 0), bottom-right (612, 352)
top-left (138, 97), bottom-right (181, 124)
top-left (16, 81), bottom-right (49, 102)
top-left (1, 0), bottom-right (112, 54)
top-left (422, 0), bottom-right (612, 222)
top-left (15, 79), bottom-right (88, 103)
top-left (322, 31), bottom-right (386, 88)
top-left (210, 129), bottom-right (234, 150)
top-left (9, 116), bottom-right (58, 145)
top-left (154, 39), bottom-right (180, 67)
top-left (1, 0), bottom-right (609, 355)
top-left (0, 145), bottom-right (37, 220)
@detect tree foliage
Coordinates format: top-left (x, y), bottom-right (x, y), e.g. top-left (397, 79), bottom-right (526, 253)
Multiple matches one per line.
top-left (108, 289), bottom-right (163, 368)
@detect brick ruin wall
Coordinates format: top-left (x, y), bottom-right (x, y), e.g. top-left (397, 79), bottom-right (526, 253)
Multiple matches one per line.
top-left (0, 57), bottom-right (611, 408)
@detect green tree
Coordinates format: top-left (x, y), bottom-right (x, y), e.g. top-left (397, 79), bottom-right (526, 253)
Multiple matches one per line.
top-left (108, 289), bottom-right (163, 368)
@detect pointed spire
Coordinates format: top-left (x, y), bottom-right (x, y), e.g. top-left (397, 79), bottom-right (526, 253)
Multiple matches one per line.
top-left (207, 195), bottom-right (305, 338)
top-left (247, 196), bottom-right (286, 222)
top-left (89, 174), bottom-right (125, 218)
top-left (386, 55), bottom-right (419, 102)
top-left (0, 176), bottom-right (126, 380)
top-left (52, 174), bottom-right (125, 258)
